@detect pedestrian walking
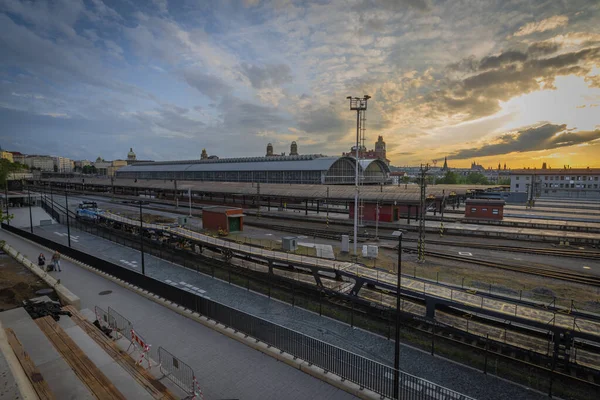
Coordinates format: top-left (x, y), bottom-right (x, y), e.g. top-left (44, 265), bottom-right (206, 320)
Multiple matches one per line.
top-left (38, 253), bottom-right (46, 267)
top-left (51, 251), bottom-right (62, 272)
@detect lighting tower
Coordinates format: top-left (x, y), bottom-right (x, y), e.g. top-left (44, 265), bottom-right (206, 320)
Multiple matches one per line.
top-left (347, 95), bottom-right (371, 255)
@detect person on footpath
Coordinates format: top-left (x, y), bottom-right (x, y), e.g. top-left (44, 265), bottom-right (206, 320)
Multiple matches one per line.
top-left (51, 251), bottom-right (62, 272)
top-left (38, 253), bottom-right (46, 268)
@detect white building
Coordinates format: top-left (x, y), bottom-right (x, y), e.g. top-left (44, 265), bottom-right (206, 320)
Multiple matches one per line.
top-left (510, 168), bottom-right (600, 199)
top-left (53, 156), bottom-right (73, 172)
top-left (24, 155), bottom-right (54, 171)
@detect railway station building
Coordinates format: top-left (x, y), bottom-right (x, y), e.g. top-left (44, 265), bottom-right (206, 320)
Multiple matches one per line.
top-left (114, 155), bottom-right (391, 185)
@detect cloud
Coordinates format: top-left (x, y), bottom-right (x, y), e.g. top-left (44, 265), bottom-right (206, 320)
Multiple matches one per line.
top-left (359, 0), bottom-right (430, 12)
top-left (182, 69), bottom-right (233, 101)
top-left (514, 15), bottom-right (569, 37)
top-left (585, 75), bottom-right (600, 88)
top-left (527, 41), bottom-right (562, 56)
top-left (449, 124), bottom-right (600, 159)
top-left (479, 51), bottom-right (528, 70)
top-left (240, 63), bottom-right (293, 89)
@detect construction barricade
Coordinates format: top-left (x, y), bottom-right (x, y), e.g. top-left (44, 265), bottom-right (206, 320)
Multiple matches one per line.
top-left (128, 329), bottom-right (152, 369)
top-left (158, 346), bottom-right (204, 400)
top-left (94, 306), bottom-right (113, 329)
top-left (108, 306), bottom-right (133, 340)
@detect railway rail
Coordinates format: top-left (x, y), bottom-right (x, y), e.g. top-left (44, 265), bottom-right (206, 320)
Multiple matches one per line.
top-left (245, 221), bottom-right (600, 263)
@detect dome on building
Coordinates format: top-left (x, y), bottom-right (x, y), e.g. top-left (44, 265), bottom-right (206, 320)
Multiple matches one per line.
top-left (96, 156), bottom-right (102, 163)
top-left (127, 147), bottom-right (137, 161)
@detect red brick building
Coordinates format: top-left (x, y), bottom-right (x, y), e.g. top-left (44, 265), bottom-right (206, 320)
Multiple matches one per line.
top-left (464, 199), bottom-right (505, 220)
top-left (202, 206), bottom-right (244, 233)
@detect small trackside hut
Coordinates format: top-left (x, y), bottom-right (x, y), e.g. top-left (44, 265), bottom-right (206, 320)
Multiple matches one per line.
top-left (464, 199), bottom-right (505, 220)
top-left (202, 206), bottom-right (244, 234)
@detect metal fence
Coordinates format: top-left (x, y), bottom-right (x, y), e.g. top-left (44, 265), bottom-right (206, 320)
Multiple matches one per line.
top-left (108, 306), bottom-right (133, 340)
top-left (158, 346), bottom-right (197, 396)
top-left (94, 305), bottom-right (112, 328)
top-left (1, 222), bottom-right (476, 399)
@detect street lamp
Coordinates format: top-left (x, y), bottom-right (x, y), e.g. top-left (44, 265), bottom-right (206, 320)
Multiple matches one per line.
top-left (133, 200), bottom-right (146, 275)
top-left (392, 229), bottom-right (404, 399)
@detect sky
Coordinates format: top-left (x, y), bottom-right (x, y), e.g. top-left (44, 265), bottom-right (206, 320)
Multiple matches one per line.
top-left (1, 0), bottom-right (599, 168)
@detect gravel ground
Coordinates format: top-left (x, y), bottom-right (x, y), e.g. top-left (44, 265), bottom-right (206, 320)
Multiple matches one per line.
top-left (25, 222), bottom-right (551, 400)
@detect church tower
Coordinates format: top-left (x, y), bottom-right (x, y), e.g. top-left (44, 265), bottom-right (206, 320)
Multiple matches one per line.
top-left (266, 143), bottom-right (274, 157)
top-left (442, 157), bottom-right (448, 171)
top-left (201, 149), bottom-right (208, 160)
top-left (290, 141), bottom-right (298, 156)
top-left (375, 136), bottom-right (386, 160)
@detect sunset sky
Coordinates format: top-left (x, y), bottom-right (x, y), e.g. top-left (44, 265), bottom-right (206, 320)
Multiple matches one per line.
top-left (1, 0), bottom-right (599, 168)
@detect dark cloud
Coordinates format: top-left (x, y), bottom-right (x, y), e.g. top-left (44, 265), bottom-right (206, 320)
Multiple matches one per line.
top-left (479, 51), bottom-right (527, 70)
top-left (132, 106), bottom-right (204, 136)
top-left (218, 96), bottom-right (288, 131)
top-left (296, 106), bottom-right (347, 134)
top-left (449, 124), bottom-right (600, 159)
top-left (182, 69), bottom-right (233, 101)
top-left (359, 0), bottom-right (429, 12)
top-left (527, 41), bottom-right (562, 57)
top-left (239, 63), bottom-right (293, 89)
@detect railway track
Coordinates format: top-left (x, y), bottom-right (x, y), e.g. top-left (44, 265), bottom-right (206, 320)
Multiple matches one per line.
top-left (246, 220), bottom-right (600, 260)
top-left (245, 221), bottom-right (600, 285)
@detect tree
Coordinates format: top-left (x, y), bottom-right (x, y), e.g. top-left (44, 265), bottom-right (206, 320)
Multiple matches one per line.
top-left (401, 176), bottom-right (410, 184)
top-left (437, 171), bottom-right (459, 184)
top-left (53, 164), bottom-right (58, 172)
top-left (0, 159), bottom-right (21, 188)
top-left (465, 172), bottom-right (489, 185)
top-left (498, 178), bottom-right (511, 185)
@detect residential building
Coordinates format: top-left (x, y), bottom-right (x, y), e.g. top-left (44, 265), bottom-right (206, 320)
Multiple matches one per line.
top-left (1, 148), bottom-right (14, 162)
top-left (510, 168), bottom-right (600, 199)
top-left (53, 156), bottom-right (73, 172)
top-left (9, 151), bottom-right (26, 164)
top-left (74, 160), bottom-right (92, 170)
top-left (24, 155), bottom-right (54, 171)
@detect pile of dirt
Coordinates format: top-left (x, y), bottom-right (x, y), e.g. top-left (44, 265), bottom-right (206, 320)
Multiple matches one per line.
top-left (0, 255), bottom-right (55, 311)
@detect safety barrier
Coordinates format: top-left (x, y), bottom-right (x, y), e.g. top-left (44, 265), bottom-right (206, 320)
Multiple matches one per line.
top-left (128, 329), bottom-right (152, 369)
top-left (2, 222), bottom-right (478, 400)
top-left (158, 346), bottom-right (204, 399)
top-left (108, 306), bottom-right (133, 340)
top-left (94, 306), bottom-right (112, 329)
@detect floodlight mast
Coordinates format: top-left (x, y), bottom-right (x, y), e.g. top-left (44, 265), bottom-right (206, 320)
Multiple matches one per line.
top-left (347, 95), bottom-right (371, 255)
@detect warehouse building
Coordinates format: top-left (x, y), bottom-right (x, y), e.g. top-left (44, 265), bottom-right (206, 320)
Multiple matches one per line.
top-left (115, 155), bottom-right (391, 185)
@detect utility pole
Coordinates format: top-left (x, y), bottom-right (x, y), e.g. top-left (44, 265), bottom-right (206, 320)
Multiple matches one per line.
top-left (188, 188), bottom-right (192, 217)
top-left (347, 95), bottom-right (371, 255)
top-left (326, 186), bottom-right (329, 229)
top-left (28, 187), bottom-right (33, 233)
top-left (418, 164), bottom-right (429, 262)
top-left (375, 201), bottom-right (380, 240)
top-left (4, 180), bottom-right (9, 226)
top-left (439, 190), bottom-right (445, 237)
top-left (256, 182), bottom-right (261, 219)
top-left (138, 201), bottom-right (145, 275)
top-left (392, 230), bottom-right (404, 399)
top-left (65, 190), bottom-right (71, 247)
